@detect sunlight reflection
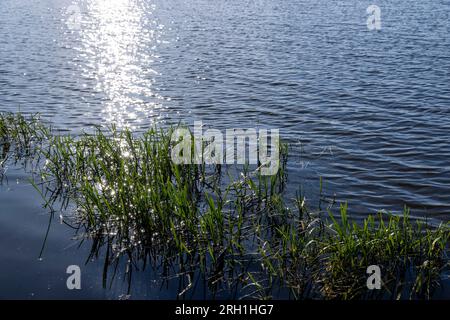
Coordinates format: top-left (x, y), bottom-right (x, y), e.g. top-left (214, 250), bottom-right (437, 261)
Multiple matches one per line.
top-left (78, 0), bottom-right (165, 129)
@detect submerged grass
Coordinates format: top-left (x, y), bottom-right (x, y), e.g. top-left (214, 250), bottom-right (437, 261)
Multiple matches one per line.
top-left (1, 112), bottom-right (449, 299)
top-left (0, 113), bottom-right (50, 167)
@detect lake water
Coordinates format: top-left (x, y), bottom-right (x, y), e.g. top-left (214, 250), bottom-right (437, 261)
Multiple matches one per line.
top-left (0, 0), bottom-right (449, 299)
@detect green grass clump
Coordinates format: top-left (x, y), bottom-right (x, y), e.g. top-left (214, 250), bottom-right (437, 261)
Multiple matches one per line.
top-left (250, 204), bottom-right (449, 300)
top-left (319, 204), bottom-right (448, 299)
top-left (34, 121), bottom-right (289, 292)
top-left (1, 112), bottom-right (449, 300)
top-left (0, 113), bottom-right (50, 167)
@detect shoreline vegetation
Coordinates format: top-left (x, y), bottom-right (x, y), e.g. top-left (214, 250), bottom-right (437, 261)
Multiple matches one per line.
top-left (1, 112), bottom-right (449, 299)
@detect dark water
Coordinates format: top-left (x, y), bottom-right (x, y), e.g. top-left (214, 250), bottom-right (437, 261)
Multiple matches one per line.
top-left (1, 0), bottom-right (450, 298)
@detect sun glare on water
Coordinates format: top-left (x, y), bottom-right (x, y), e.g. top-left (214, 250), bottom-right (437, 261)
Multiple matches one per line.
top-left (74, 0), bottom-right (165, 129)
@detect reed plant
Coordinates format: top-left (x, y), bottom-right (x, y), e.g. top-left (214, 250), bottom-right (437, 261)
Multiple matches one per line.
top-left (1, 112), bottom-right (448, 299)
